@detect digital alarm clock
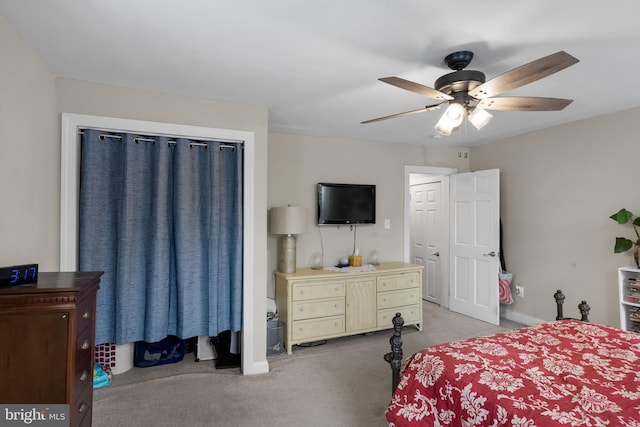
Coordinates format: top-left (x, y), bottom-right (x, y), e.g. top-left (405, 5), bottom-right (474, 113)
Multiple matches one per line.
top-left (0, 263), bottom-right (38, 287)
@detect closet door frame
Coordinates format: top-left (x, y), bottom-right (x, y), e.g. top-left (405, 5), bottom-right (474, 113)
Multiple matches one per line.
top-left (59, 113), bottom-right (264, 375)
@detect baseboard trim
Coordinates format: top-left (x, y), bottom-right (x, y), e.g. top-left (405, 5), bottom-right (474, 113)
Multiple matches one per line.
top-left (242, 359), bottom-right (269, 375)
top-left (500, 306), bottom-right (545, 327)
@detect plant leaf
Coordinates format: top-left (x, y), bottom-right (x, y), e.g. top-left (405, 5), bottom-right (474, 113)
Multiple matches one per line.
top-left (614, 237), bottom-right (634, 253)
top-left (611, 208), bottom-right (633, 224)
top-left (633, 217), bottom-right (640, 227)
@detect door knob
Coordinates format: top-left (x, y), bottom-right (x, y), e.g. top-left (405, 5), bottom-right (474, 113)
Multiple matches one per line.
top-left (433, 252), bottom-right (440, 257)
top-left (483, 251), bottom-right (496, 257)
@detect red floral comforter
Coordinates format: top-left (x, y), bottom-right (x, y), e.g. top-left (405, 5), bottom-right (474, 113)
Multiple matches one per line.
top-left (386, 320), bottom-right (640, 426)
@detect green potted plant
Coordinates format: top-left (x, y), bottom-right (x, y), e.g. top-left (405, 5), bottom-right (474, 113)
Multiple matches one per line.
top-left (610, 208), bottom-right (640, 268)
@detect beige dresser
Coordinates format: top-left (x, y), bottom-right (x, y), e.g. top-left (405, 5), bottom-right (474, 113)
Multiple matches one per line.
top-left (275, 262), bottom-right (422, 354)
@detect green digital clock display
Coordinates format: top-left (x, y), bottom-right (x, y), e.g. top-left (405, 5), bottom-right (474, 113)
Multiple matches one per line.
top-left (0, 264), bottom-right (39, 287)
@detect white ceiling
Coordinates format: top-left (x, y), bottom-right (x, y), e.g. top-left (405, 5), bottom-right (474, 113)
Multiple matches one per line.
top-left (2, 1), bottom-right (639, 146)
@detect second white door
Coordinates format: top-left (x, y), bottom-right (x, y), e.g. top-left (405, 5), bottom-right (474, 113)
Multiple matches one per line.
top-left (410, 178), bottom-right (445, 304)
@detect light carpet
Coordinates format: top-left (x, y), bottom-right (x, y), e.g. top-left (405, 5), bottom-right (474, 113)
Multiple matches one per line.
top-left (92, 302), bottom-right (523, 426)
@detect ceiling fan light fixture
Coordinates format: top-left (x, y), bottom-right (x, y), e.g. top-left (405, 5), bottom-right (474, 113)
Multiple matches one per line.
top-left (468, 107), bottom-right (493, 130)
top-left (434, 123), bottom-right (453, 136)
top-left (435, 102), bottom-right (465, 135)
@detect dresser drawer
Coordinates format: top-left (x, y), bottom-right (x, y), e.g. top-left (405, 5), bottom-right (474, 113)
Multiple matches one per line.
top-left (377, 273), bottom-right (420, 292)
top-left (75, 299), bottom-right (94, 337)
top-left (71, 384), bottom-right (92, 427)
top-left (71, 396), bottom-right (91, 427)
top-left (71, 346), bottom-right (93, 405)
top-left (377, 304), bottom-right (421, 327)
top-left (74, 327), bottom-right (94, 388)
top-left (292, 280), bottom-right (345, 301)
top-left (292, 316), bottom-right (345, 340)
top-left (377, 288), bottom-right (420, 309)
top-left (75, 327), bottom-right (93, 358)
top-left (292, 298), bottom-right (344, 320)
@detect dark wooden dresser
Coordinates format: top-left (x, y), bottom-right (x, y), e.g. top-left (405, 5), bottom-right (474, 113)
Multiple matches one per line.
top-left (0, 271), bottom-right (102, 427)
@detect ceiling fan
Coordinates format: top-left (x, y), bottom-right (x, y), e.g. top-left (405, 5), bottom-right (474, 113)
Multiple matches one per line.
top-left (362, 50), bottom-right (579, 135)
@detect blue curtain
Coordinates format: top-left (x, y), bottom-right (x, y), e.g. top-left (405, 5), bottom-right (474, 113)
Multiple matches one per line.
top-left (79, 129), bottom-right (243, 345)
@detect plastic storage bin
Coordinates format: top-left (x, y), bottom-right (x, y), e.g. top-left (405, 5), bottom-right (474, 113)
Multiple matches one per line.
top-left (267, 319), bottom-right (284, 355)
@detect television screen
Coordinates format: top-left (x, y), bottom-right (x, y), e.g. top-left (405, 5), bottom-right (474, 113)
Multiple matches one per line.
top-left (317, 183), bottom-right (376, 225)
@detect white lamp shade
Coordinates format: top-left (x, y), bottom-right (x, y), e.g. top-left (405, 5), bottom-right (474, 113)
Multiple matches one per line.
top-left (269, 206), bottom-right (308, 235)
top-left (468, 107), bottom-right (493, 130)
top-left (435, 103), bottom-right (466, 135)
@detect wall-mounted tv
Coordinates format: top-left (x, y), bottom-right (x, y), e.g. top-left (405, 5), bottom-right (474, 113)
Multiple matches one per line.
top-left (317, 183), bottom-right (376, 225)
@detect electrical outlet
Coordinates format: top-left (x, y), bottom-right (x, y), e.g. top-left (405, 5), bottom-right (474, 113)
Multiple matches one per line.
top-left (515, 285), bottom-right (524, 297)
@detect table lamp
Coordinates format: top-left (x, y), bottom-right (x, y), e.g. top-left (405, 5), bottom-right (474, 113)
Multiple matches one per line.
top-left (269, 206), bottom-right (307, 273)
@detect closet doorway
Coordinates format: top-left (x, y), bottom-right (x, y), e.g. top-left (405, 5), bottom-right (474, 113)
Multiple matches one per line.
top-left (59, 113), bottom-right (263, 375)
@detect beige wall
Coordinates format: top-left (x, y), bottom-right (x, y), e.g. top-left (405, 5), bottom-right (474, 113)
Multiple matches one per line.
top-left (471, 108), bottom-right (640, 327)
top-left (0, 15), bottom-right (58, 268)
top-left (1, 16), bottom-right (269, 369)
top-left (267, 133), bottom-right (469, 298)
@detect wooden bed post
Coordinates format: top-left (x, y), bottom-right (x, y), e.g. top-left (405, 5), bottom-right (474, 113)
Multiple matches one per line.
top-left (384, 313), bottom-right (404, 393)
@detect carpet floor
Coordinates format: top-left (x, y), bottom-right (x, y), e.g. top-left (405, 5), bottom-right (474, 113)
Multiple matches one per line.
top-left (92, 302), bottom-right (524, 426)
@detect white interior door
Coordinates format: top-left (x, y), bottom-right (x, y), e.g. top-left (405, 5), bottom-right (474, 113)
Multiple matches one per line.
top-left (410, 180), bottom-right (443, 303)
top-left (449, 169), bottom-right (500, 325)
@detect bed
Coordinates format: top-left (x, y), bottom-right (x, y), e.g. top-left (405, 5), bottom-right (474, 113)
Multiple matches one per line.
top-left (384, 291), bottom-right (640, 426)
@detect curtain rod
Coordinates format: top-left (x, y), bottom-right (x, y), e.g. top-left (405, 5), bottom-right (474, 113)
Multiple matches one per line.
top-left (88, 133), bottom-right (236, 150)
top-left (77, 128), bottom-right (243, 145)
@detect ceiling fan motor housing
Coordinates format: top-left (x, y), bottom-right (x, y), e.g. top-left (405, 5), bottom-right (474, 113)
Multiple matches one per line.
top-left (435, 69), bottom-right (486, 97)
top-left (444, 51), bottom-right (474, 70)
top-left (436, 51), bottom-right (485, 104)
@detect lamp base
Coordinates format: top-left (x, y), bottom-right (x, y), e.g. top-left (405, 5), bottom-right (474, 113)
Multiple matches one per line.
top-left (278, 234), bottom-right (297, 273)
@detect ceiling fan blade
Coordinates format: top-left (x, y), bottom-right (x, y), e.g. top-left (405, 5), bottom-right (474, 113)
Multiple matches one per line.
top-left (379, 77), bottom-right (453, 101)
top-left (468, 51), bottom-right (579, 99)
top-left (361, 104), bottom-right (443, 124)
top-left (477, 97), bottom-right (573, 111)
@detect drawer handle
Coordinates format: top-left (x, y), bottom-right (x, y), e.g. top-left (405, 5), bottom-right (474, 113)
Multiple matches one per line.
top-left (81, 339), bottom-right (90, 350)
top-left (80, 370), bottom-right (88, 382)
top-left (78, 402), bottom-right (88, 413)
top-left (82, 310), bottom-right (90, 319)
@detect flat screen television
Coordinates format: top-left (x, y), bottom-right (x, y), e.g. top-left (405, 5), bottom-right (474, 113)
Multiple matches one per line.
top-left (317, 183), bottom-right (376, 225)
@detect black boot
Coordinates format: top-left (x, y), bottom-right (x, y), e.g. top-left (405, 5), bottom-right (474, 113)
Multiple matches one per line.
top-left (211, 330), bottom-right (240, 369)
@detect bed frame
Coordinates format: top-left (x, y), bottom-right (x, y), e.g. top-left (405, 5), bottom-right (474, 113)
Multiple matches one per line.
top-left (384, 289), bottom-right (591, 392)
